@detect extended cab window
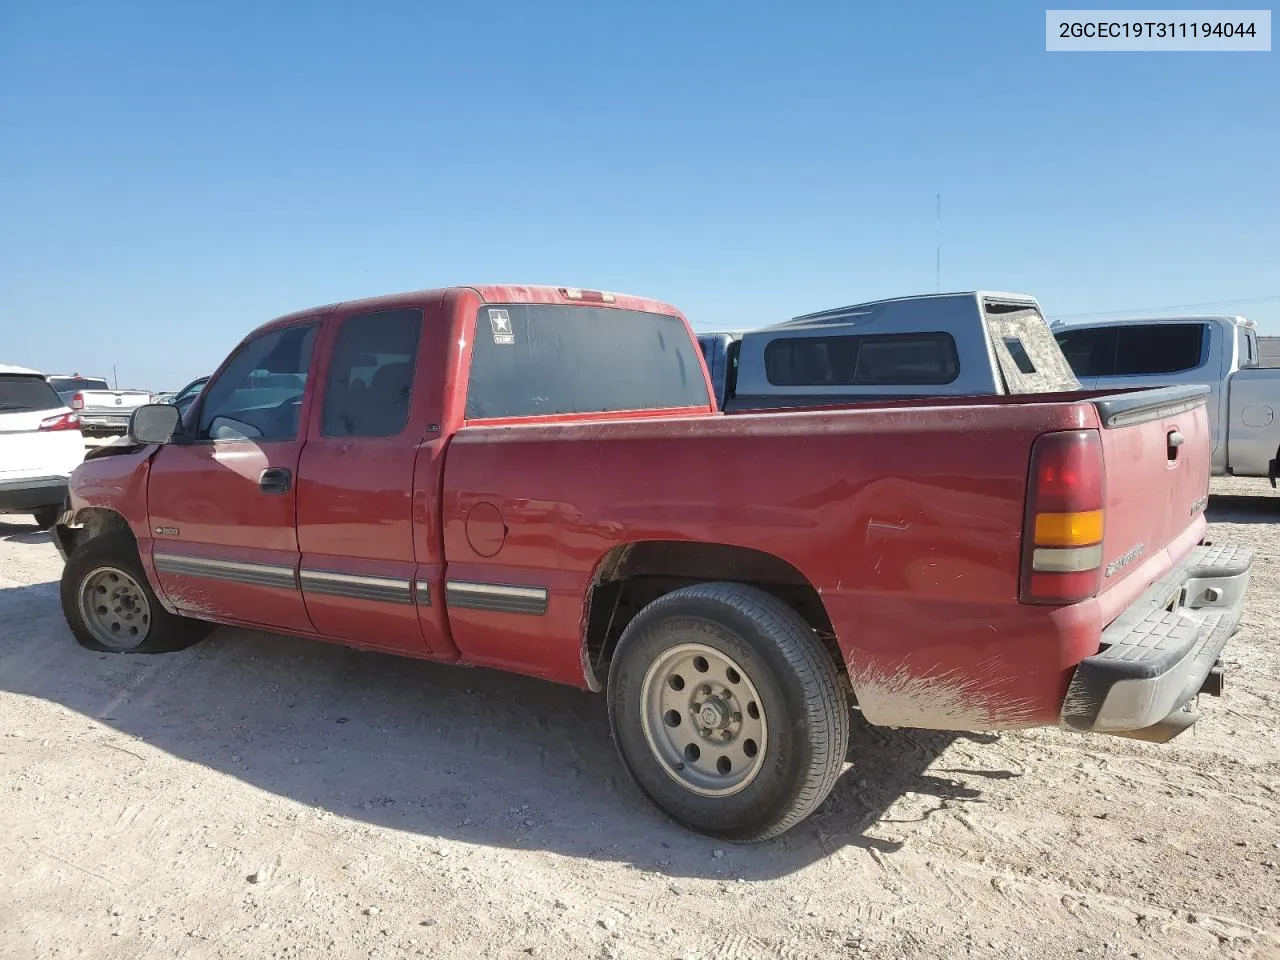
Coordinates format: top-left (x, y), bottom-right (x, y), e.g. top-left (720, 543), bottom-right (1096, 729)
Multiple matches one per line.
top-left (0, 374), bottom-right (64, 414)
top-left (196, 324), bottom-right (317, 441)
top-left (321, 308), bottom-right (422, 437)
top-left (465, 304), bottom-right (709, 419)
top-left (1054, 327), bottom-right (1115, 377)
top-left (1057, 324), bottom-right (1206, 377)
top-left (764, 333), bottom-right (958, 386)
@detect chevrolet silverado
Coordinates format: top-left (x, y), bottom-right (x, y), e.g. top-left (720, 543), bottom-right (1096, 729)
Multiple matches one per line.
top-left (52, 284), bottom-right (1250, 841)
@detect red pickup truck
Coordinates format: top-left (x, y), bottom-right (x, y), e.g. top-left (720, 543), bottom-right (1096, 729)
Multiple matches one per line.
top-left (53, 285), bottom-right (1251, 841)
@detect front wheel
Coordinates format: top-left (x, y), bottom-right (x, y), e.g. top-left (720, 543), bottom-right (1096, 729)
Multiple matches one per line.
top-left (607, 582), bottom-right (849, 842)
top-left (60, 532), bottom-right (210, 653)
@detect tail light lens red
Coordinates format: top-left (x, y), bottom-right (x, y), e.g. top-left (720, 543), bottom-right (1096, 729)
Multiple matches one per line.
top-left (38, 412), bottom-right (82, 432)
top-left (70, 393), bottom-right (85, 410)
top-left (1020, 429), bottom-right (1106, 604)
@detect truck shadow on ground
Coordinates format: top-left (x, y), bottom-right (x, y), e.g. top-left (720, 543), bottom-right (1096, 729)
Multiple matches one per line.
top-left (1208, 492), bottom-right (1280, 524)
top-left (0, 536), bottom-right (998, 881)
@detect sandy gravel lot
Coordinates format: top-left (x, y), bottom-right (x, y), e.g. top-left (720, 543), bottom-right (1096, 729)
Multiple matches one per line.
top-left (1, 478), bottom-right (1278, 960)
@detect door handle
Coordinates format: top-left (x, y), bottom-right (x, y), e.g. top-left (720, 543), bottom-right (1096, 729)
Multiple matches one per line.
top-left (1167, 430), bottom-right (1184, 461)
top-left (259, 467), bottom-right (292, 495)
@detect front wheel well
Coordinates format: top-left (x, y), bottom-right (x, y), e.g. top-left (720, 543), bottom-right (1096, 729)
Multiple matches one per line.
top-left (58, 507), bottom-right (135, 557)
top-left (582, 541), bottom-right (841, 689)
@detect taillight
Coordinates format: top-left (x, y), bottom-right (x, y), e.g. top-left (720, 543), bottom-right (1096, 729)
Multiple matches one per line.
top-left (38, 412), bottom-right (82, 432)
top-left (1020, 429), bottom-right (1106, 604)
top-left (70, 392), bottom-right (85, 410)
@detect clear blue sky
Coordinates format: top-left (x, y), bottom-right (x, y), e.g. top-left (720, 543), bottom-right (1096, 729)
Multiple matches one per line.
top-left (1, 1), bottom-right (1275, 389)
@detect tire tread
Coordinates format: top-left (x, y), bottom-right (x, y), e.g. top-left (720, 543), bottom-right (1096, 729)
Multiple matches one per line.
top-left (609, 581), bottom-right (849, 842)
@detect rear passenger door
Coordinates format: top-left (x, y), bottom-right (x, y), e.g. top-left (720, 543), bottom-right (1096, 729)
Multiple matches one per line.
top-left (295, 305), bottom-right (447, 656)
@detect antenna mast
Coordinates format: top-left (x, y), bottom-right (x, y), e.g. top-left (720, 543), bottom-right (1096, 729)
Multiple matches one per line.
top-left (935, 193), bottom-right (941, 293)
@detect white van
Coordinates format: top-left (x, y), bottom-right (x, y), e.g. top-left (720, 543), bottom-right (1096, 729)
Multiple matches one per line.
top-left (0, 364), bottom-right (86, 528)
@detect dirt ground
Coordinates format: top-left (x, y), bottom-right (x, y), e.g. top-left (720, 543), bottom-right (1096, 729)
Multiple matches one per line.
top-left (1, 477), bottom-right (1278, 960)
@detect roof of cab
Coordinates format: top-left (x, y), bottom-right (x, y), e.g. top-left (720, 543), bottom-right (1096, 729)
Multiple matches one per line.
top-left (0, 363), bottom-right (42, 376)
top-left (1051, 314), bottom-right (1253, 330)
top-left (255, 284), bottom-right (684, 335)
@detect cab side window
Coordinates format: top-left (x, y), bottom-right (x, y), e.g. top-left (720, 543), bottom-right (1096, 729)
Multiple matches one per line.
top-left (321, 308), bottom-right (423, 438)
top-left (197, 325), bottom-right (317, 442)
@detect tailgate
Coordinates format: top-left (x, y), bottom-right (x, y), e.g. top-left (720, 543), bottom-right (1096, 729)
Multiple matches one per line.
top-left (80, 391), bottom-right (150, 412)
top-left (1092, 385), bottom-right (1211, 596)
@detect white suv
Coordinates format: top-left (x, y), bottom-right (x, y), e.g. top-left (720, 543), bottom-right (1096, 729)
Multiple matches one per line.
top-left (0, 364), bottom-right (86, 528)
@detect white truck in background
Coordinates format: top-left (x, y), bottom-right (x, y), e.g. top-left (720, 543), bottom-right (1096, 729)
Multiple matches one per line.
top-left (46, 375), bottom-right (154, 436)
top-left (1052, 315), bottom-right (1280, 481)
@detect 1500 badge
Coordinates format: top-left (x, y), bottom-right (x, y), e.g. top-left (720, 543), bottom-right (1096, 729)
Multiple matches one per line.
top-left (1190, 494), bottom-right (1208, 516)
top-left (154, 526), bottom-right (180, 537)
top-left (1105, 542), bottom-right (1145, 578)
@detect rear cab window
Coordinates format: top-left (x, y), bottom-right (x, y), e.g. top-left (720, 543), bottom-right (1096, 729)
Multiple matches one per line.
top-left (0, 374), bottom-right (65, 414)
top-left (47, 376), bottom-right (109, 400)
top-left (465, 304), bottom-right (709, 419)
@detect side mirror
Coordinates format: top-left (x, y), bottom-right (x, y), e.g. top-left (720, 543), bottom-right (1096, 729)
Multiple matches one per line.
top-left (129, 404), bottom-right (182, 445)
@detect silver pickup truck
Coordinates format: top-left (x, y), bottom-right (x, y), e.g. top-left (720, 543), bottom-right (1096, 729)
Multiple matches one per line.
top-left (46, 375), bottom-right (153, 436)
top-left (697, 291), bottom-right (1080, 411)
top-left (1052, 315), bottom-right (1280, 481)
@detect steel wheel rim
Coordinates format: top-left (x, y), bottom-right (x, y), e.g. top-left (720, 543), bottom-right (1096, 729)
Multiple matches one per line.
top-left (639, 642), bottom-right (768, 797)
top-left (78, 566), bottom-right (152, 650)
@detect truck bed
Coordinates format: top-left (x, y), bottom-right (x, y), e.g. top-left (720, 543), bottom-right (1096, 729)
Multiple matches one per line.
top-left (441, 383), bottom-right (1212, 730)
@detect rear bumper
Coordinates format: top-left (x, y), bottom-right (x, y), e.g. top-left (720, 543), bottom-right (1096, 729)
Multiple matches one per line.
top-left (1061, 540), bottom-right (1251, 742)
top-left (79, 414), bottom-right (132, 433)
top-left (0, 476), bottom-right (70, 513)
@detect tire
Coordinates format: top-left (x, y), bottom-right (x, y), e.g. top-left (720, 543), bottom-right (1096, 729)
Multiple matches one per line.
top-left (607, 582), bottom-right (849, 842)
top-left (32, 505), bottom-right (60, 530)
top-left (60, 532), bottom-right (210, 654)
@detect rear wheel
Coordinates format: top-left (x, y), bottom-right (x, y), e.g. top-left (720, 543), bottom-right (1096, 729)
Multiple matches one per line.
top-left (607, 582), bottom-right (849, 842)
top-left (60, 532), bottom-right (210, 653)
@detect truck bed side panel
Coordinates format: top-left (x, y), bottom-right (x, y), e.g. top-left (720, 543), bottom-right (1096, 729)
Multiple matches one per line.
top-left (1226, 367), bottom-right (1280, 477)
top-left (441, 401), bottom-right (1107, 726)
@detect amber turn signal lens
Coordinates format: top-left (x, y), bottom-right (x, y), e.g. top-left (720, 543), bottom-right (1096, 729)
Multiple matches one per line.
top-left (1033, 509), bottom-right (1104, 547)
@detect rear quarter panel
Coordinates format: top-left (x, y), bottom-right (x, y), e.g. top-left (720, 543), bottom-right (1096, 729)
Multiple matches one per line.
top-left (441, 399), bottom-right (1108, 728)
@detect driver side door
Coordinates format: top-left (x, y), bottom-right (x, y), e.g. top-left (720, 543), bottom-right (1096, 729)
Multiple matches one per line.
top-left (146, 321), bottom-right (321, 634)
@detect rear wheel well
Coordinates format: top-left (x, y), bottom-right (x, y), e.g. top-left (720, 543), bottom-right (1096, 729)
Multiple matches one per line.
top-left (583, 541), bottom-right (841, 689)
